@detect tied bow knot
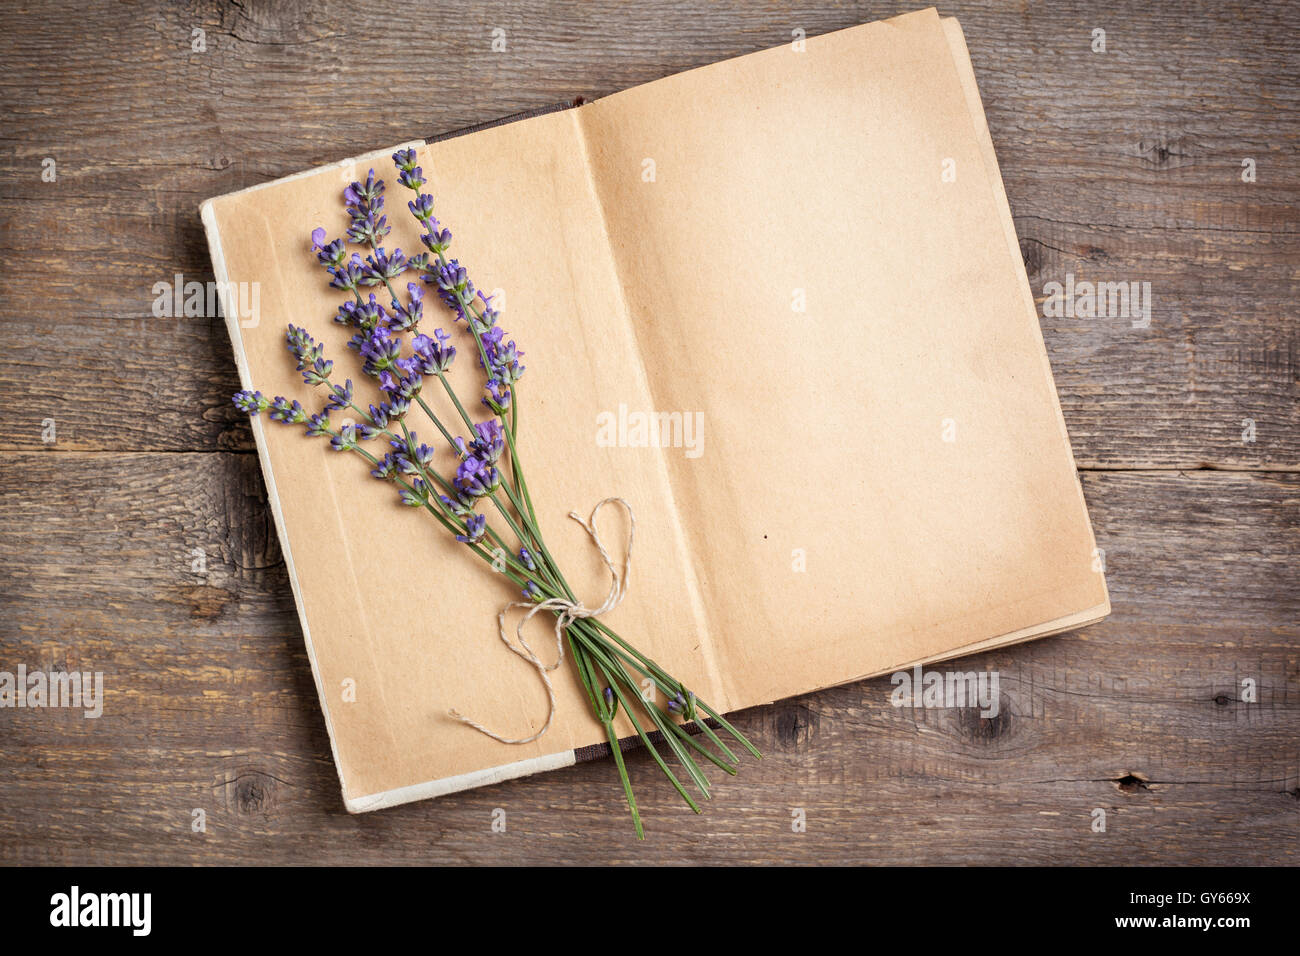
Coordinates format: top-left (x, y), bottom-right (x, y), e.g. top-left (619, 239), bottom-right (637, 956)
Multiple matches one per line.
top-left (448, 497), bottom-right (634, 745)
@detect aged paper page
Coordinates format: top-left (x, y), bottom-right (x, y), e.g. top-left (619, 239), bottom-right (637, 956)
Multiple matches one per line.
top-left (576, 8), bottom-right (1107, 707)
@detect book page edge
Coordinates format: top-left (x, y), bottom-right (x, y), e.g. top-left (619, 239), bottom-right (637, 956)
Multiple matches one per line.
top-left (344, 749), bottom-right (578, 813)
top-left (200, 200), bottom-right (357, 808)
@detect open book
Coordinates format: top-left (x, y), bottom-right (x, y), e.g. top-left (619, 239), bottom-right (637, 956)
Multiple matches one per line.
top-left (201, 8), bottom-right (1108, 812)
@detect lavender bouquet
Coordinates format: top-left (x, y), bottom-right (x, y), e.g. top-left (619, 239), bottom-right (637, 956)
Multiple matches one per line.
top-left (232, 150), bottom-right (758, 836)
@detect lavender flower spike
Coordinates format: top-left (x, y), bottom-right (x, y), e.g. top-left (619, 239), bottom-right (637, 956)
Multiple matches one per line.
top-left (232, 390), bottom-right (270, 415)
top-left (455, 513), bottom-right (487, 544)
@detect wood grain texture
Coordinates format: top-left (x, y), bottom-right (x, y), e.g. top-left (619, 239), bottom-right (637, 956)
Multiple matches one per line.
top-left (0, 0), bottom-right (1296, 864)
top-left (0, 456), bottom-right (1295, 864)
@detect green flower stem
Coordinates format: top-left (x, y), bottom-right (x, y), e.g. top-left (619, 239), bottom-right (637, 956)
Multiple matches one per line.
top-left (365, 265), bottom-right (544, 592)
top-left (596, 657), bottom-right (700, 813)
top-left (574, 628), bottom-right (711, 798)
top-left (584, 657), bottom-right (643, 837)
top-left (602, 717), bottom-right (643, 839)
top-left (650, 704), bottom-right (738, 775)
top-left (525, 572), bottom-right (733, 790)
top-left (579, 613), bottom-right (758, 759)
top-left (419, 246), bottom-right (543, 537)
top-left (411, 394), bottom-right (459, 452)
top-left (435, 369), bottom-right (477, 434)
top-left (385, 179), bottom-right (535, 532)
top-left (583, 628), bottom-right (739, 768)
top-left (402, 388), bottom-right (547, 582)
top-left (498, 410), bottom-right (541, 538)
top-left (335, 402), bottom-right (526, 577)
top-left (568, 612), bottom-right (751, 763)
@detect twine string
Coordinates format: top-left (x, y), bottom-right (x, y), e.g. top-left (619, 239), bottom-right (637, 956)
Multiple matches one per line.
top-left (448, 497), bottom-right (635, 744)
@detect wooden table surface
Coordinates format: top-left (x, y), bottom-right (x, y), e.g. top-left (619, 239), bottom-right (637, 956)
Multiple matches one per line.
top-left (1, 1), bottom-right (1296, 865)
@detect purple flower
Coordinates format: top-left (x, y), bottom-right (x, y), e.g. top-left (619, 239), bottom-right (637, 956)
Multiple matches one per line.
top-left (456, 419), bottom-right (506, 463)
top-left (302, 356), bottom-right (333, 386)
top-left (455, 513), bottom-right (487, 544)
top-left (385, 371), bottom-right (423, 402)
top-left (399, 477), bottom-right (429, 507)
top-left (522, 581), bottom-right (542, 601)
top-left (335, 294), bottom-right (387, 332)
top-left (482, 380), bottom-right (512, 413)
top-left (286, 324), bottom-right (325, 370)
top-left (329, 254), bottom-right (367, 291)
top-left (359, 327), bottom-right (402, 377)
top-left (419, 221), bottom-right (453, 256)
top-left (392, 148), bottom-right (418, 172)
top-left (397, 166), bottom-right (425, 191)
top-left (268, 397), bottom-right (308, 425)
top-left (388, 283), bottom-right (424, 332)
top-left (666, 691), bottom-right (694, 718)
top-left (454, 455), bottom-right (500, 498)
top-left (429, 259), bottom-right (473, 318)
top-left (329, 423), bottom-right (358, 450)
top-left (306, 413), bottom-right (332, 438)
top-left (381, 394), bottom-right (410, 421)
top-left (408, 193), bottom-right (435, 223)
top-left (232, 390), bottom-right (270, 415)
top-left (363, 246), bottom-right (407, 284)
top-left (345, 168), bottom-right (383, 204)
top-left (345, 170), bottom-right (390, 246)
top-left (440, 493), bottom-right (476, 518)
top-left (393, 451), bottom-right (418, 475)
top-left (325, 379), bottom-right (354, 412)
top-left (481, 326), bottom-right (524, 384)
top-left (370, 453), bottom-right (399, 480)
top-left (469, 289), bottom-right (501, 332)
top-left (519, 547), bottom-right (536, 572)
top-left (411, 327), bottom-right (455, 375)
top-left (312, 228), bottom-right (347, 268)
top-left (394, 146), bottom-right (436, 212)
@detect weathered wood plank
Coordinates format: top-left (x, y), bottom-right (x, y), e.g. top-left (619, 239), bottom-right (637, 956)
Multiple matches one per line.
top-left (0, 454), bottom-right (1294, 864)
